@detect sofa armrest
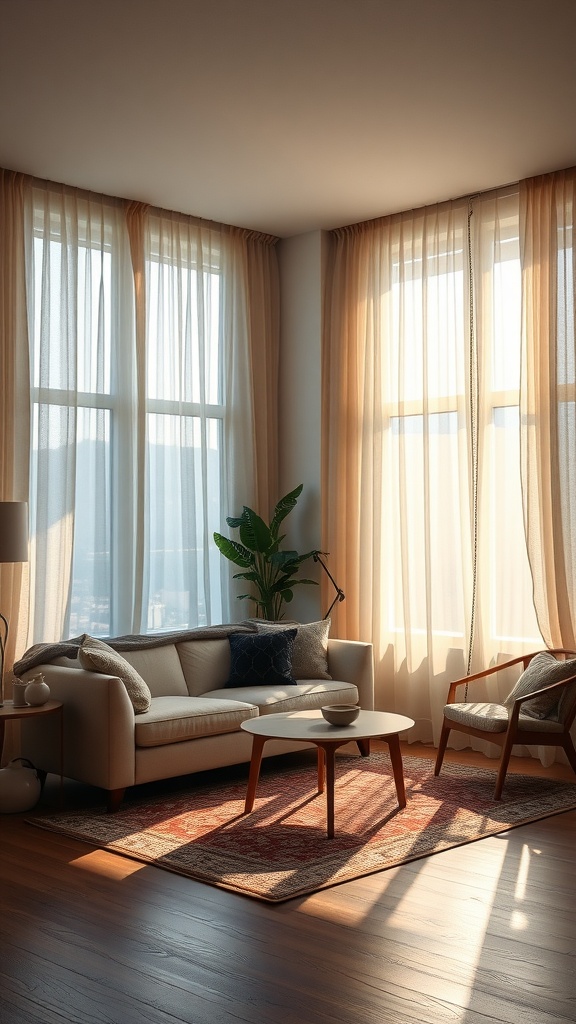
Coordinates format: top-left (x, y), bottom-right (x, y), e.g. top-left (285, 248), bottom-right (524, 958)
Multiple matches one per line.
top-left (327, 639), bottom-right (374, 710)
top-left (19, 663), bottom-right (136, 791)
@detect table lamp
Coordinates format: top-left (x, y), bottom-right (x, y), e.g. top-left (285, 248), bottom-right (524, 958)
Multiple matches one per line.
top-left (0, 501), bottom-right (29, 706)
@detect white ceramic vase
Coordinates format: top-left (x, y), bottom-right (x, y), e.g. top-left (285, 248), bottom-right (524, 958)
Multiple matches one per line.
top-left (0, 758), bottom-right (41, 812)
top-left (12, 679), bottom-right (28, 707)
top-left (24, 672), bottom-right (51, 706)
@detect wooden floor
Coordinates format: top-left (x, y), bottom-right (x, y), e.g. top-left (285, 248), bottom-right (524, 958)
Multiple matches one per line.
top-left (1, 742), bottom-right (576, 1024)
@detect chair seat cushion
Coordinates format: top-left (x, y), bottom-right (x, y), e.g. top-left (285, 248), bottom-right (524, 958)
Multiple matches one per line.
top-left (444, 702), bottom-right (509, 732)
top-left (134, 696), bottom-right (259, 747)
top-left (444, 701), bottom-right (565, 734)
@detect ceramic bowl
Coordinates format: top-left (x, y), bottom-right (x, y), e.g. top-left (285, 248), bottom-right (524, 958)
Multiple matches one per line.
top-left (321, 704), bottom-right (360, 726)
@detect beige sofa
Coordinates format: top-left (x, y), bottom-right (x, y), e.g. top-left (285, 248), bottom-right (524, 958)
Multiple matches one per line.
top-left (19, 629), bottom-right (374, 810)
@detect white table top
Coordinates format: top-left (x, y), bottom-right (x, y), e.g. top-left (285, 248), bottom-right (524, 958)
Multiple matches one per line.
top-left (241, 708), bottom-right (414, 742)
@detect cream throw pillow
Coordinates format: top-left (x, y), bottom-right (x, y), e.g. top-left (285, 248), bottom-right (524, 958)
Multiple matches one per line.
top-left (253, 619), bottom-right (332, 680)
top-left (78, 636), bottom-right (152, 713)
top-left (504, 651), bottom-right (576, 720)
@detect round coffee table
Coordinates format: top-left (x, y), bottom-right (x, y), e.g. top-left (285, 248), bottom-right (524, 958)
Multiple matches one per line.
top-left (241, 708), bottom-right (414, 839)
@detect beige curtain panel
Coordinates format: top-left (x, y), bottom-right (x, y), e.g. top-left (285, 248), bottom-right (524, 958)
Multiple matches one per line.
top-left (323, 177), bottom-right (575, 765)
top-left (520, 168), bottom-right (576, 651)
top-left (0, 170), bottom-right (31, 670)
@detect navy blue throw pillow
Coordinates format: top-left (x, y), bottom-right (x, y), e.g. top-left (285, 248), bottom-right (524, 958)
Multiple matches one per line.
top-left (225, 629), bottom-right (297, 687)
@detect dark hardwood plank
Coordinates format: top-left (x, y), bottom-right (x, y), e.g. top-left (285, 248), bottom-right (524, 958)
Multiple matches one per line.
top-left (1, 744), bottom-right (576, 1024)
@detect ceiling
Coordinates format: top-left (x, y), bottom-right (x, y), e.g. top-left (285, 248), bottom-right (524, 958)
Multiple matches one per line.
top-left (2, 0), bottom-right (576, 237)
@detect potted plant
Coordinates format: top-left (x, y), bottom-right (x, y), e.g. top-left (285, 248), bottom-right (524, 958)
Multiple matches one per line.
top-left (213, 484), bottom-right (319, 621)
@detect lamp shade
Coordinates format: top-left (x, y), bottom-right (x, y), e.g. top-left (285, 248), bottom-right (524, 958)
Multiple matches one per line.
top-left (0, 502), bottom-right (29, 563)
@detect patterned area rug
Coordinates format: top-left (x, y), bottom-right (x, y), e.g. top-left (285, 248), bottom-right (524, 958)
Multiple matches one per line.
top-left (28, 753), bottom-right (576, 902)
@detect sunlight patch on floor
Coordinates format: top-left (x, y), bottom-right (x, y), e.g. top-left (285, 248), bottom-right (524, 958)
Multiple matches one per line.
top-left (70, 850), bottom-right (146, 879)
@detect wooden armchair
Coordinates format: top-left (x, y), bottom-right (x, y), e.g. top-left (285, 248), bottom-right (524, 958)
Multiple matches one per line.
top-left (434, 649), bottom-right (576, 799)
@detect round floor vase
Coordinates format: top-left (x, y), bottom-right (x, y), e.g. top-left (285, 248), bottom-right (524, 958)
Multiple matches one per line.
top-left (0, 758), bottom-right (41, 813)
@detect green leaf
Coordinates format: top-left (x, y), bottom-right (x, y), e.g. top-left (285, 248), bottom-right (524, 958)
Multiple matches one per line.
top-left (238, 507), bottom-right (273, 553)
top-left (226, 514), bottom-right (245, 529)
top-left (213, 533), bottom-right (253, 568)
top-left (270, 484), bottom-right (303, 539)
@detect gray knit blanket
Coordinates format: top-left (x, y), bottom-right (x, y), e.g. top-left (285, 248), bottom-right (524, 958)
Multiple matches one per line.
top-left (13, 622), bottom-right (257, 677)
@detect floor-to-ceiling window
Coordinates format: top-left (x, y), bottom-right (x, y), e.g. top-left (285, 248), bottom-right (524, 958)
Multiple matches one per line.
top-left (324, 181), bottom-right (573, 757)
top-left (1, 171), bottom-right (279, 646)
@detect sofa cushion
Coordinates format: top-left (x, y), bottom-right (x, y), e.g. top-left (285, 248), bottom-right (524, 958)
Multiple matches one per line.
top-left (225, 630), bottom-right (297, 687)
top-left (253, 619), bottom-right (332, 680)
top-left (205, 679), bottom-right (359, 715)
top-left (177, 638), bottom-right (232, 697)
top-left (134, 696), bottom-right (259, 747)
top-left (122, 643), bottom-right (188, 697)
top-left (504, 651), bottom-right (576, 719)
top-left (78, 636), bottom-right (152, 713)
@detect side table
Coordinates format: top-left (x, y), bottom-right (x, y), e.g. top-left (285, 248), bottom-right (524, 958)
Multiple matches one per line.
top-left (0, 699), bottom-right (64, 806)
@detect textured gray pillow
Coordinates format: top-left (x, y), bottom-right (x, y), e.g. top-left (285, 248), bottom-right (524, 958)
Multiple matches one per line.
top-left (78, 636), bottom-right (152, 713)
top-left (504, 651), bottom-right (576, 720)
top-left (253, 619), bottom-right (332, 680)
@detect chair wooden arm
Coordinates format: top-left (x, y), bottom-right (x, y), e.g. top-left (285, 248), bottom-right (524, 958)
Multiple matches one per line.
top-left (445, 649), bottom-right (576, 705)
top-left (445, 653), bottom-right (533, 704)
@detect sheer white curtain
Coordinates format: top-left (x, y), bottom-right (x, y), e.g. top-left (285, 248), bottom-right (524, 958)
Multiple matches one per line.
top-left (21, 179), bottom-right (278, 643)
top-left (324, 190), bottom-right (542, 750)
top-left (25, 183), bottom-right (137, 641)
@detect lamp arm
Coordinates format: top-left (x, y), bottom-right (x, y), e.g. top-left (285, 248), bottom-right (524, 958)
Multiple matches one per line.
top-left (313, 552), bottom-right (345, 620)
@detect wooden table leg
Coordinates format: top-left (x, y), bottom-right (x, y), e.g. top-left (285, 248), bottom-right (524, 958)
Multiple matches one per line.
top-left (317, 746), bottom-right (325, 794)
top-left (318, 741), bottom-right (340, 839)
top-left (325, 744), bottom-right (336, 839)
top-left (243, 734), bottom-right (267, 814)
top-left (386, 733), bottom-right (406, 808)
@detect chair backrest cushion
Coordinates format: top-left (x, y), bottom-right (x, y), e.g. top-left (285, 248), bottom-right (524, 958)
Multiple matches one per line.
top-left (504, 651), bottom-right (576, 720)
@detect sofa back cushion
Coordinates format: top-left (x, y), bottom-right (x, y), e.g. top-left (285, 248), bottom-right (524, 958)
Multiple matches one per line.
top-left (122, 644), bottom-right (188, 697)
top-left (177, 639), bottom-right (232, 696)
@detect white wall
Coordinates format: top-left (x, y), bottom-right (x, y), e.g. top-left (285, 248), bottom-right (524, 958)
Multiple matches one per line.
top-left (277, 230), bottom-right (328, 622)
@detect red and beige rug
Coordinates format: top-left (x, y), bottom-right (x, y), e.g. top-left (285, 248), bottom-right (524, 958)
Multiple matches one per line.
top-left (29, 753), bottom-right (576, 902)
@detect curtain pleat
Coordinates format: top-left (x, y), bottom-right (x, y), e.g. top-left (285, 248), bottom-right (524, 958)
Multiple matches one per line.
top-left (0, 170), bottom-right (30, 674)
top-left (520, 169), bottom-right (576, 649)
